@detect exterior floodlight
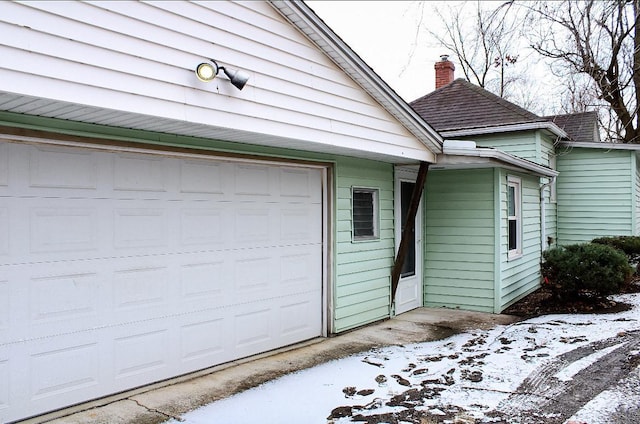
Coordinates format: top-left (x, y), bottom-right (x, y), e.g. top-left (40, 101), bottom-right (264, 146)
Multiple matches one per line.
top-left (196, 62), bottom-right (218, 82)
top-left (221, 67), bottom-right (250, 90)
top-left (195, 59), bottom-right (249, 90)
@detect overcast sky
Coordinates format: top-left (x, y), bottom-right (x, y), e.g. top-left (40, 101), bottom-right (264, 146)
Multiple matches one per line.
top-left (305, 1), bottom-right (445, 103)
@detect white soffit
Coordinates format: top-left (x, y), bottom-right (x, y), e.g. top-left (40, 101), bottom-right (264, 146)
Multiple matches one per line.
top-left (0, 92), bottom-right (428, 164)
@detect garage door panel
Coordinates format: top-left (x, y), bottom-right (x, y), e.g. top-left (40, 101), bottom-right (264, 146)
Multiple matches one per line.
top-left (29, 339), bottom-right (100, 402)
top-left (179, 259), bottom-right (227, 307)
top-left (4, 344), bottom-right (28, 420)
top-left (0, 268), bottom-right (98, 343)
top-left (278, 293), bottom-right (322, 341)
top-left (279, 167), bottom-right (322, 201)
top-left (231, 294), bottom-right (322, 359)
top-left (0, 278), bottom-right (8, 335)
top-left (113, 154), bottom-right (168, 193)
top-left (1, 270), bottom-right (25, 346)
top-left (29, 271), bottom-right (100, 331)
top-left (280, 245), bottom-right (323, 295)
top-left (30, 207), bottom-right (99, 254)
top-left (28, 145), bottom-right (99, 191)
top-left (21, 333), bottom-right (103, 418)
top-left (179, 315), bottom-right (229, 368)
top-left (4, 198), bottom-right (104, 264)
top-left (233, 203), bottom-right (323, 248)
top-left (113, 206), bottom-right (169, 250)
top-left (280, 206), bottom-right (322, 243)
top-left (0, 205), bottom-right (9, 257)
top-left (234, 164), bottom-right (272, 197)
top-left (234, 255), bottom-right (274, 303)
top-left (179, 208), bottom-right (227, 247)
top-left (113, 327), bottom-right (170, 383)
top-left (113, 265), bottom-right (171, 321)
top-left (2, 142), bottom-right (325, 422)
top-left (234, 207), bottom-right (271, 246)
top-left (0, 355), bottom-right (8, 414)
top-left (179, 160), bottom-right (227, 197)
top-left (233, 306), bottom-right (273, 356)
top-left (0, 142), bottom-right (8, 187)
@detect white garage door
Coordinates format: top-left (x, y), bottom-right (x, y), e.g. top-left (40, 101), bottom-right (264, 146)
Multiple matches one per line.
top-left (0, 141), bottom-right (324, 423)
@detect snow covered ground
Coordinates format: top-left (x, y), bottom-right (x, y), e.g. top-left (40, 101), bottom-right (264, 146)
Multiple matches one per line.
top-left (167, 293), bottom-right (640, 424)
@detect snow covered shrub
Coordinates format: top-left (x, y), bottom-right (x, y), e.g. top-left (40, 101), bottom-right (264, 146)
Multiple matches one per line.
top-left (542, 243), bottom-right (633, 301)
top-left (592, 235), bottom-right (640, 273)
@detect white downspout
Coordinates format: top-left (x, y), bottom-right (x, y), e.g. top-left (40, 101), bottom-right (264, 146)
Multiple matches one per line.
top-left (540, 177), bottom-right (556, 252)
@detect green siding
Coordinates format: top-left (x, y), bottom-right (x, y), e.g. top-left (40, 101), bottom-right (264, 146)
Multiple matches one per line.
top-left (334, 158), bottom-right (395, 332)
top-left (541, 133), bottom-right (557, 247)
top-left (499, 171), bottom-right (543, 310)
top-left (635, 156), bottom-right (640, 235)
top-left (556, 148), bottom-right (634, 245)
top-left (424, 169), bottom-right (496, 313)
top-left (472, 131), bottom-right (543, 164)
top-left (540, 133), bottom-right (555, 168)
top-left (0, 112), bottom-right (397, 334)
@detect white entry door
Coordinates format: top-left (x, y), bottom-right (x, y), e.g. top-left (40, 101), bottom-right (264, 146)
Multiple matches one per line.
top-left (394, 167), bottom-right (423, 315)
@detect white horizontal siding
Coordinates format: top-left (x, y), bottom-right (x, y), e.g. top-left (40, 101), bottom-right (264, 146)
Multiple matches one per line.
top-left (0, 1), bottom-right (432, 160)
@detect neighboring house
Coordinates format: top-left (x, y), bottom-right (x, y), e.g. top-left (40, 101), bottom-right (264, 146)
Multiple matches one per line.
top-left (410, 57), bottom-right (640, 315)
top-left (0, 1), bottom-right (445, 421)
top-left (410, 59), bottom-right (562, 314)
top-left (546, 112), bottom-right (640, 245)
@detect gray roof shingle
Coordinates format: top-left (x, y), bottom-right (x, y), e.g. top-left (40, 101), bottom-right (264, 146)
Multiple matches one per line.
top-left (544, 111), bottom-right (600, 142)
top-left (409, 79), bottom-right (546, 132)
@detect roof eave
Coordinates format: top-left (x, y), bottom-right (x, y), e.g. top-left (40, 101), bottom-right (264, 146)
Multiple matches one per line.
top-left (558, 141), bottom-right (640, 151)
top-left (440, 122), bottom-right (568, 139)
top-left (441, 141), bottom-right (558, 177)
top-left (270, 1), bottom-right (442, 160)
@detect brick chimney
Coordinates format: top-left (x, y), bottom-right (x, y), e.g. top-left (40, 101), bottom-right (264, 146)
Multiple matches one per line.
top-left (435, 55), bottom-right (455, 89)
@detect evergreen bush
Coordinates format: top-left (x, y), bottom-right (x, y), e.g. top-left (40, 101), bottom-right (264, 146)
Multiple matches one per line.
top-left (592, 236), bottom-right (640, 272)
top-left (542, 243), bottom-right (632, 301)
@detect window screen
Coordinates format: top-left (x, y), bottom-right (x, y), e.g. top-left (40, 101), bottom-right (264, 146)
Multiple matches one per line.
top-left (353, 188), bottom-right (379, 240)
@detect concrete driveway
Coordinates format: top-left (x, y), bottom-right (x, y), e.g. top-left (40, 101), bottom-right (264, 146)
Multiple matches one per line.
top-left (30, 308), bottom-right (518, 424)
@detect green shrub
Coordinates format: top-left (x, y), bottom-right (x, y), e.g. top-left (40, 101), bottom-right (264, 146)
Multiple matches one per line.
top-left (592, 236), bottom-right (640, 270)
top-left (542, 243), bottom-right (633, 301)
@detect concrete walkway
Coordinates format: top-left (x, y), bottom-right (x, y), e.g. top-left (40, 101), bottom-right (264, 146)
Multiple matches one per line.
top-left (32, 308), bottom-right (519, 424)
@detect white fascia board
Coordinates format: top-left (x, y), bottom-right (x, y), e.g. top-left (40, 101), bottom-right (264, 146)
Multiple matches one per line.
top-left (558, 141), bottom-right (640, 151)
top-left (270, 1), bottom-right (442, 159)
top-left (442, 142), bottom-right (558, 177)
top-left (440, 122), bottom-right (568, 139)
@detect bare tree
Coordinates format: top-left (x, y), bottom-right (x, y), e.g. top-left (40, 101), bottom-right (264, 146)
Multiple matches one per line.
top-left (424, 1), bottom-right (533, 103)
top-left (524, 0), bottom-right (640, 143)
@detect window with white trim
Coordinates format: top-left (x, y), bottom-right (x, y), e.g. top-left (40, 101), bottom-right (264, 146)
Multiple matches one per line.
top-left (507, 176), bottom-right (522, 258)
top-left (352, 188), bottom-right (379, 241)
